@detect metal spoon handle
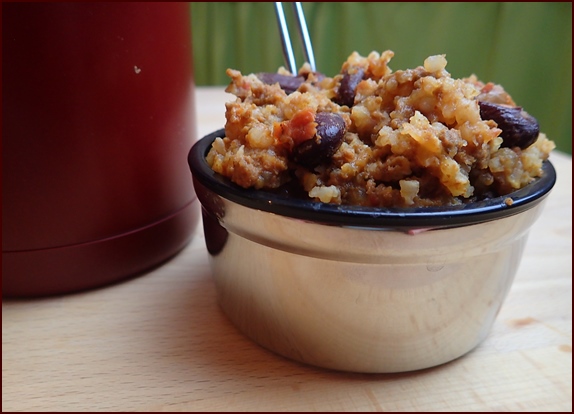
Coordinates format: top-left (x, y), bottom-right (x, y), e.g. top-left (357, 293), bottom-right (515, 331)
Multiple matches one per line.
top-left (274, 2), bottom-right (316, 74)
top-left (292, 2), bottom-right (316, 72)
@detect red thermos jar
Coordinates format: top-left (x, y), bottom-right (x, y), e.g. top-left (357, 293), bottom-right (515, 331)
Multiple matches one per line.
top-left (2, 3), bottom-right (199, 297)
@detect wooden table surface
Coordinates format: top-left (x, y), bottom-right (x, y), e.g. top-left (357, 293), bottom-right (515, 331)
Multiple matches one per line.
top-left (2, 86), bottom-right (572, 412)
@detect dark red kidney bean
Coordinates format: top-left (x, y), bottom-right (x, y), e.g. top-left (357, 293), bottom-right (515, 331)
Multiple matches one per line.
top-left (292, 112), bottom-right (346, 168)
top-left (335, 67), bottom-right (365, 107)
top-left (256, 72), bottom-right (305, 94)
top-left (478, 101), bottom-right (540, 149)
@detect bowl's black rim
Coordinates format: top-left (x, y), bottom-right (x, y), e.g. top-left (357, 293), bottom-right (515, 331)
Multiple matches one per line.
top-left (189, 129), bottom-right (557, 228)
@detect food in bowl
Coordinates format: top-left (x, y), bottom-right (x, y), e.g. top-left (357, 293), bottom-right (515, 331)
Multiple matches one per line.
top-left (206, 50), bottom-right (555, 207)
top-left (189, 51), bottom-right (557, 373)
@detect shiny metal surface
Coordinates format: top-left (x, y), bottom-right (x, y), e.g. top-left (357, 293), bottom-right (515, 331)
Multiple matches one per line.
top-left (274, 2), bottom-right (316, 74)
top-left (198, 179), bottom-right (548, 373)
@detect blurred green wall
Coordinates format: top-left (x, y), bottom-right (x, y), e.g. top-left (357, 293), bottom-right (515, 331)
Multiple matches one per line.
top-left (190, 2), bottom-right (572, 154)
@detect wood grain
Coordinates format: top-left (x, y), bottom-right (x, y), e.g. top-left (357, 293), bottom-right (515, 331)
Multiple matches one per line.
top-left (2, 86), bottom-right (571, 412)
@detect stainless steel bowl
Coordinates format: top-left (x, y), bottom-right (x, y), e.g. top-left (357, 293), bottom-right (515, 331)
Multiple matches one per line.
top-left (189, 129), bottom-right (557, 373)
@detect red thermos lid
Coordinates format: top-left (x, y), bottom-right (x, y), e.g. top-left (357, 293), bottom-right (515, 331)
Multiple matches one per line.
top-left (2, 3), bottom-right (199, 297)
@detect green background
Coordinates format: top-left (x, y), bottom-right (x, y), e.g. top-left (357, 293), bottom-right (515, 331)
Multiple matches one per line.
top-left (190, 2), bottom-right (571, 154)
